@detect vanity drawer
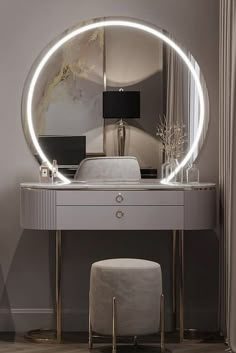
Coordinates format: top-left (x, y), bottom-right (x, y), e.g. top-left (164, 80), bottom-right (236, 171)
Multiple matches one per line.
top-left (56, 190), bottom-right (184, 206)
top-left (56, 205), bottom-right (184, 230)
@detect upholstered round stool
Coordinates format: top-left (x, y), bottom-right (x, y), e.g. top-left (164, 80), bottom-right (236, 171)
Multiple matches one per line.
top-left (89, 258), bottom-right (164, 353)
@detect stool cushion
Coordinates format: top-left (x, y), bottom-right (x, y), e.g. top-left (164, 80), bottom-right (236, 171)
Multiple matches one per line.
top-left (90, 258), bottom-right (162, 336)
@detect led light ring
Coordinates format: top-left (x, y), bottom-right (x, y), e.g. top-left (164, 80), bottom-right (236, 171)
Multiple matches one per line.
top-left (26, 19), bottom-right (205, 184)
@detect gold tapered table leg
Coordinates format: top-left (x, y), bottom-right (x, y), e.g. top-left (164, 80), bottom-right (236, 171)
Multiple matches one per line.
top-left (173, 231), bottom-right (215, 341)
top-left (178, 230), bottom-right (184, 342)
top-left (56, 230), bottom-right (62, 343)
top-left (172, 230), bottom-right (177, 330)
top-left (25, 230), bottom-right (62, 343)
top-left (173, 230), bottom-right (184, 342)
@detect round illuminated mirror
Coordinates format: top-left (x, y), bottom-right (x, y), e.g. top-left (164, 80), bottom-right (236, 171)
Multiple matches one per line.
top-left (21, 17), bottom-right (209, 183)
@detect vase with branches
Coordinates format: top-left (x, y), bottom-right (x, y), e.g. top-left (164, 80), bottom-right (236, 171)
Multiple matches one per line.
top-left (156, 115), bottom-right (187, 180)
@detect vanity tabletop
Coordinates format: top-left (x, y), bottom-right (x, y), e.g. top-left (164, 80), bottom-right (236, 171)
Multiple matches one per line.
top-left (20, 180), bottom-right (216, 191)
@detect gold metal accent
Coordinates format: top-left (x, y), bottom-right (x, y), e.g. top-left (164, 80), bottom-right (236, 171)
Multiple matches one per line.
top-left (56, 230), bottom-right (62, 343)
top-left (178, 230), bottom-right (184, 342)
top-left (116, 193), bottom-right (124, 203)
top-left (116, 210), bottom-right (124, 219)
top-left (172, 230), bottom-right (185, 341)
top-left (112, 297), bottom-right (117, 353)
top-left (24, 329), bottom-right (57, 343)
top-left (160, 293), bottom-right (165, 353)
top-left (172, 230), bottom-right (177, 326)
top-left (117, 119), bottom-right (126, 156)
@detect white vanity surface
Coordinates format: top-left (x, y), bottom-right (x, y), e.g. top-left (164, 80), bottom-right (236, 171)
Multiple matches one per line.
top-left (21, 180), bottom-right (215, 189)
top-left (20, 180), bottom-right (216, 231)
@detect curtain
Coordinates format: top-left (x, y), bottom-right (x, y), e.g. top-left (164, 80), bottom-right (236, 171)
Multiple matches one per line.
top-left (165, 45), bottom-right (187, 164)
top-left (219, 0), bottom-right (236, 350)
top-left (165, 46), bottom-right (209, 164)
top-left (166, 46), bottom-right (185, 128)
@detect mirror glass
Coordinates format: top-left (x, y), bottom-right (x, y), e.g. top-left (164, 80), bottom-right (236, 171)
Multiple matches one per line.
top-left (22, 17), bottom-right (209, 180)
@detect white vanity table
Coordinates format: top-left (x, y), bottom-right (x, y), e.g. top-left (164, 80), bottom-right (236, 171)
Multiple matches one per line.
top-left (20, 180), bottom-right (216, 343)
top-left (20, 180), bottom-right (216, 230)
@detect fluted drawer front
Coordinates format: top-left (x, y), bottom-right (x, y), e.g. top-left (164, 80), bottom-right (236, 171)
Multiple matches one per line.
top-left (56, 205), bottom-right (184, 230)
top-left (56, 190), bottom-right (184, 206)
top-left (20, 188), bottom-right (56, 229)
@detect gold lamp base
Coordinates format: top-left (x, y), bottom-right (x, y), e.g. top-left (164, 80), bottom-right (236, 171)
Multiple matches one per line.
top-left (117, 119), bottom-right (126, 156)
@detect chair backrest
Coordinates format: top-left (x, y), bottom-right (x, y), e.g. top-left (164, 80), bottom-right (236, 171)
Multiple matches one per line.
top-left (74, 156), bottom-right (141, 182)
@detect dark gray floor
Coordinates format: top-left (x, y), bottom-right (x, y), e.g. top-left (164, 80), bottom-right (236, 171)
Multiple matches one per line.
top-left (0, 333), bottom-right (227, 353)
top-left (0, 342), bottom-right (227, 353)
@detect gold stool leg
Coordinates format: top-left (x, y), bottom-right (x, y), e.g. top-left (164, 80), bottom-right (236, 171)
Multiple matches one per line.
top-left (112, 297), bottom-right (117, 353)
top-left (160, 294), bottom-right (165, 353)
top-left (89, 298), bottom-right (93, 350)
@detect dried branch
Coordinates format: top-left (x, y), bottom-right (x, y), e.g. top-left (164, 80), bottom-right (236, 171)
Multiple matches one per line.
top-left (156, 115), bottom-right (187, 160)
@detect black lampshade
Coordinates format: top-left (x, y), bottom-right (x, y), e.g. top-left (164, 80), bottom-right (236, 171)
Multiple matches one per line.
top-left (103, 91), bottom-right (140, 119)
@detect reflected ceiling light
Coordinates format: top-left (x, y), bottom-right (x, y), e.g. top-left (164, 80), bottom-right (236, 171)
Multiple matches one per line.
top-left (26, 18), bottom-right (205, 184)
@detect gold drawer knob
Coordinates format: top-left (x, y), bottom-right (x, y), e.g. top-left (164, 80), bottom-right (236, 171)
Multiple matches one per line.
top-left (116, 193), bottom-right (124, 203)
top-left (116, 210), bottom-right (124, 219)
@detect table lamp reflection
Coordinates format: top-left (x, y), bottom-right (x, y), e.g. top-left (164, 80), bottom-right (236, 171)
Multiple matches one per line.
top-left (103, 89), bottom-right (140, 156)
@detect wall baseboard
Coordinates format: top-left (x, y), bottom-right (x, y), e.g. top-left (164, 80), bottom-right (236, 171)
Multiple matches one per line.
top-left (0, 308), bottom-right (218, 332)
top-left (0, 308), bottom-right (54, 314)
top-left (0, 308), bottom-right (87, 332)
